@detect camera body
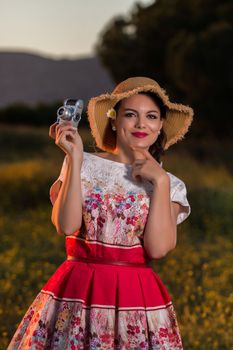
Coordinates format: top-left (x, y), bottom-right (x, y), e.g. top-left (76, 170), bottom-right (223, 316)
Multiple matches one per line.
top-left (57, 99), bottom-right (84, 128)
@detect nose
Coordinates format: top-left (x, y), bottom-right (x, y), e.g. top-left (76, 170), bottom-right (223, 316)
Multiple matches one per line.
top-left (135, 116), bottom-right (146, 129)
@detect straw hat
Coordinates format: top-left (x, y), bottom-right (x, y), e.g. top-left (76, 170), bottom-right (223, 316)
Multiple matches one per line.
top-left (87, 76), bottom-right (194, 152)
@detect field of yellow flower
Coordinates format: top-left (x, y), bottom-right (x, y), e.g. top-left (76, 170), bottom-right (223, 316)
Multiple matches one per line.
top-left (0, 124), bottom-right (232, 349)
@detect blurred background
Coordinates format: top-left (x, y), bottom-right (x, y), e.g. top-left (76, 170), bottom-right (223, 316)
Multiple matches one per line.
top-left (0, 0), bottom-right (232, 348)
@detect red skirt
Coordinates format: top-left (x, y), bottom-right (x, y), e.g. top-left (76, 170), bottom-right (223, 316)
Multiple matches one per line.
top-left (7, 237), bottom-right (183, 349)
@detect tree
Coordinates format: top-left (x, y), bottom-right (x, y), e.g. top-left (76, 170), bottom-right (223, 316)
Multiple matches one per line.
top-left (96, 0), bottom-right (233, 137)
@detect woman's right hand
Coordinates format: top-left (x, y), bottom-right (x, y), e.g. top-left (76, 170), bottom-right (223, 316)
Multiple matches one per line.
top-left (49, 121), bottom-right (84, 162)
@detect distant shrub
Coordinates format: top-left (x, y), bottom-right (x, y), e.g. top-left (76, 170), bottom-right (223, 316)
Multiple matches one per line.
top-left (187, 189), bottom-right (233, 240)
top-left (0, 102), bottom-right (90, 127)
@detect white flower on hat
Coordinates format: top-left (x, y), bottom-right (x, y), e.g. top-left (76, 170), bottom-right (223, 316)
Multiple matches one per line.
top-left (106, 108), bottom-right (116, 120)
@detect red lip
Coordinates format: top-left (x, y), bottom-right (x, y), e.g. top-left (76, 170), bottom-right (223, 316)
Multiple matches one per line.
top-left (132, 132), bottom-right (148, 138)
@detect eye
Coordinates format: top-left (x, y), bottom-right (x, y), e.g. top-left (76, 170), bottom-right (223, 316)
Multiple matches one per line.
top-left (125, 112), bottom-right (135, 117)
top-left (147, 114), bottom-right (158, 119)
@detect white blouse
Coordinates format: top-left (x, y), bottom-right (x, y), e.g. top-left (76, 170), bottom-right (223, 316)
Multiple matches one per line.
top-left (50, 152), bottom-right (191, 225)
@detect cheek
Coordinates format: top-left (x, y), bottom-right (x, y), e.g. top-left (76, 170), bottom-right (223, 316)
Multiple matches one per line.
top-left (117, 119), bottom-right (132, 131)
top-left (149, 120), bottom-right (161, 131)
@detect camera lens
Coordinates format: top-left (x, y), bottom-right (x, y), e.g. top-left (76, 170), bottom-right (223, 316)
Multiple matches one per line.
top-left (57, 107), bottom-right (65, 116)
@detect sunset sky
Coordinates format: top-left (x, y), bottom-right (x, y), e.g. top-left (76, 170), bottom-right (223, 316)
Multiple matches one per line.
top-left (1, 0), bottom-right (153, 58)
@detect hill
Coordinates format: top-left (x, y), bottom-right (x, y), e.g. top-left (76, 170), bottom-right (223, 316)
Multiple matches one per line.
top-left (0, 52), bottom-right (113, 107)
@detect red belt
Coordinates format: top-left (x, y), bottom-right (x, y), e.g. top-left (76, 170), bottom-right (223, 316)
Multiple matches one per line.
top-left (67, 256), bottom-right (151, 268)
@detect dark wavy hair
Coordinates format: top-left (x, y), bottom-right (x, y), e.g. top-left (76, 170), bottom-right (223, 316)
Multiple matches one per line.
top-left (114, 92), bottom-right (167, 163)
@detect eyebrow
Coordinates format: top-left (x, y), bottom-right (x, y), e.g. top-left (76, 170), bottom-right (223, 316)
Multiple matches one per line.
top-left (124, 108), bottom-right (160, 114)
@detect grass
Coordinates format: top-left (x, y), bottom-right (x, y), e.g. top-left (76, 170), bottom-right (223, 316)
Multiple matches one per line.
top-left (0, 124), bottom-right (232, 349)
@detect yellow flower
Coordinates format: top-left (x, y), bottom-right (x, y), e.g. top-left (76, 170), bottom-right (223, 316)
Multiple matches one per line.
top-left (106, 108), bottom-right (116, 120)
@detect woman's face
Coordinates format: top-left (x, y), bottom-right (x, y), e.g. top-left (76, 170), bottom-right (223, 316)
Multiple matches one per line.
top-left (113, 94), bottom-right (163, 152)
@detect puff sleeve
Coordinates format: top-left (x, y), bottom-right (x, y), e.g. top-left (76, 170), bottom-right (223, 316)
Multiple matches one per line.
top-left (49, 155), bottom-right (68, 205)
top-left (168, 172), bottom-right (191, 225)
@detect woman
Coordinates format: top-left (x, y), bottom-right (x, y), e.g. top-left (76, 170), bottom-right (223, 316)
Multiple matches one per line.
top-left (8, 77), bottom-right (193, 349)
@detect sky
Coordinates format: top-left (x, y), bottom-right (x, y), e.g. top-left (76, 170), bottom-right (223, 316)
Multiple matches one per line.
top-left (1, 0), bottom-right (153, 59)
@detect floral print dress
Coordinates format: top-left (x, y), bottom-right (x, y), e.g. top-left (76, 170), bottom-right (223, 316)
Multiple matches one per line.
top-left (8, 152), bottom-right (191, 350)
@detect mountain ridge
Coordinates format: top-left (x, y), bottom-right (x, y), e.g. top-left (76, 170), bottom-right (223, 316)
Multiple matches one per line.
top-left (0, 52), bottom-right (114, 108)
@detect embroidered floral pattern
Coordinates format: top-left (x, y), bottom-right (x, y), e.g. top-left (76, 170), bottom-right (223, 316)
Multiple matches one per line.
top-left (81, 187), bottom-right (150, 245)
top-left (8, 292), bottom-right (183, 349)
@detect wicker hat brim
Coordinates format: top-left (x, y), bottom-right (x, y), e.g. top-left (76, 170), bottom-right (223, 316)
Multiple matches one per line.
top-left (87, 84), bottom-right (194, 152)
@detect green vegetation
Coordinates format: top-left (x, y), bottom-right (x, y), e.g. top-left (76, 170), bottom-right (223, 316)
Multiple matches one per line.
top-left (0, 124), bottom-right (232, 349)
top-left (0, 103), bottom-right (90, 128)
top-left (96, 0), bottom-right (233, 139)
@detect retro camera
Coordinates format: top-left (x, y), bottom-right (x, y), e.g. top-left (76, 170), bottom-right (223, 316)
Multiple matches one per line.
top-left (57, 98), bottom-right (84, 128)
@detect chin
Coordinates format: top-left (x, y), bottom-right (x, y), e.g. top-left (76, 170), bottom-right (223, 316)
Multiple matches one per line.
top-left (133, 140), bottom-right (150, 146)
top-left (131, 143), bottom-right (151, 150)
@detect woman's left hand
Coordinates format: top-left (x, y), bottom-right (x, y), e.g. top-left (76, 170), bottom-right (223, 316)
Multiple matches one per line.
top-left (131, 147), bottom-right (169, 185)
